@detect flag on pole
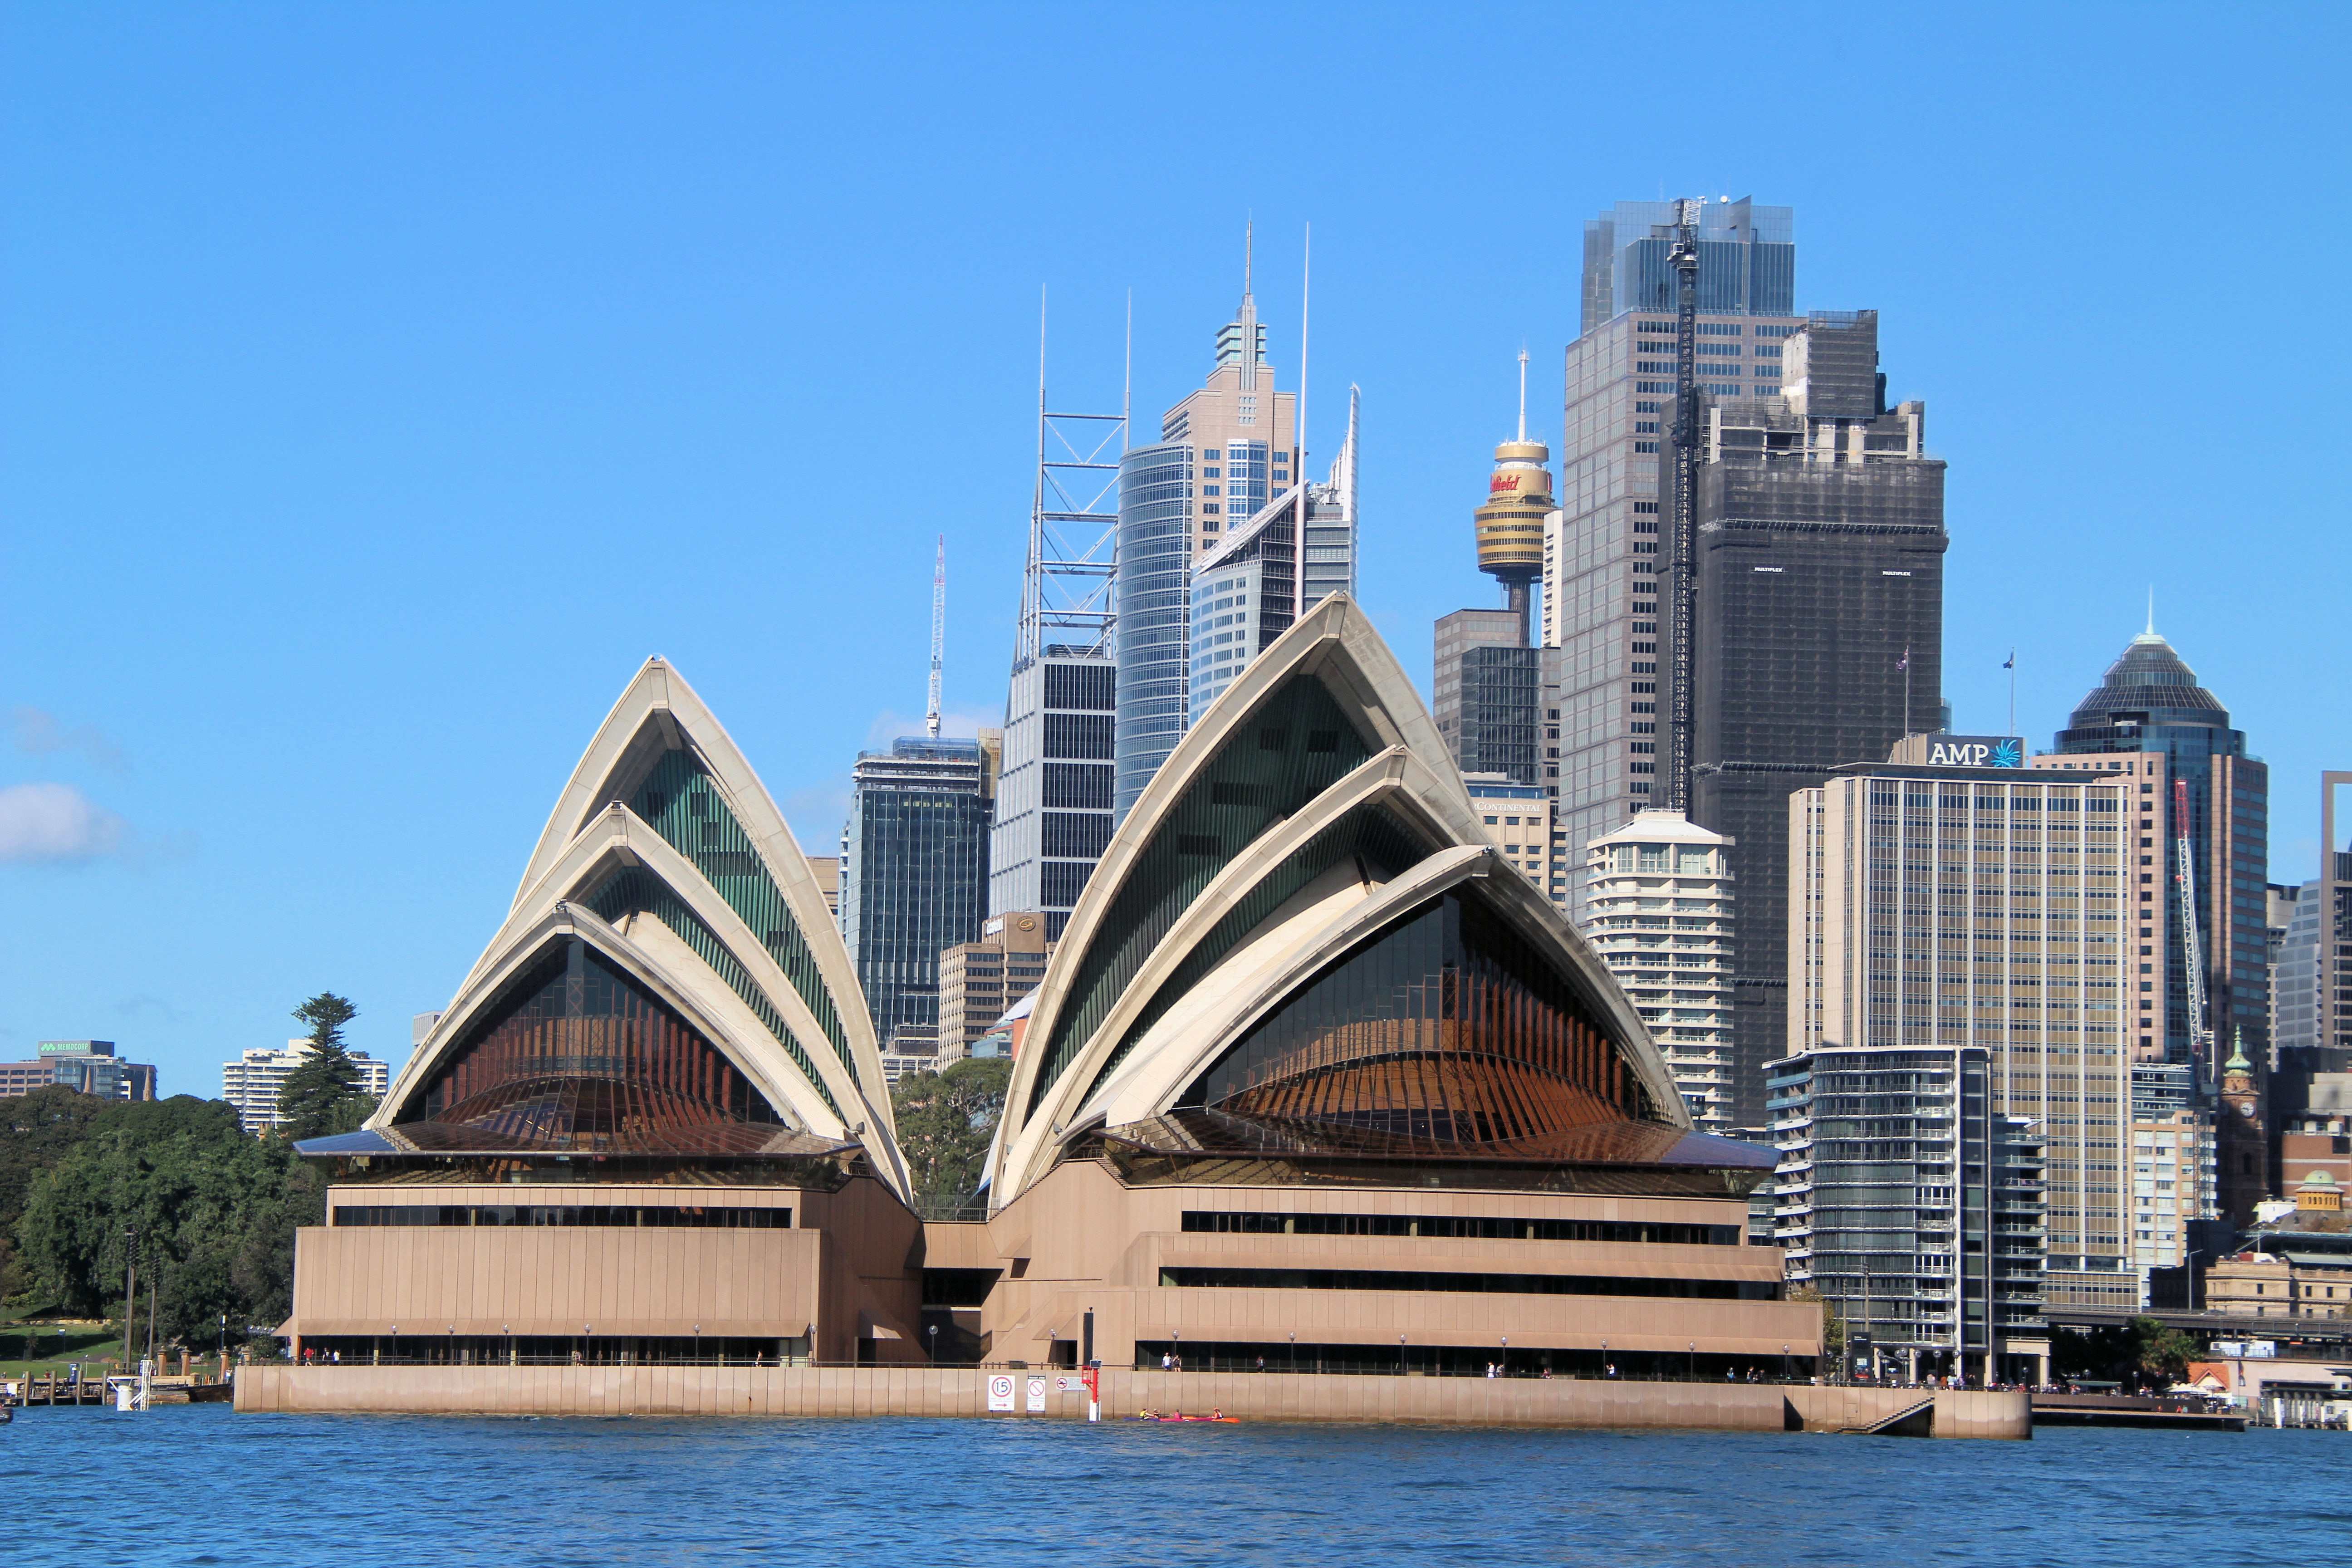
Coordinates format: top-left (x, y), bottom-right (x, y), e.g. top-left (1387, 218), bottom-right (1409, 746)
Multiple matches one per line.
top-left (2002, 650), bottom-right (2014, 670)
top-left (1896, 647), bottom-right (1909, 671)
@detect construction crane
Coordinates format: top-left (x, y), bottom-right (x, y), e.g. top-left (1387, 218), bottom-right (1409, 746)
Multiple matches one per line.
top-left (926, 535), bottom-right (945, 739)
top-left (2172, 777), bottom-right (2215, 1084)
top-left (1661, 197), bottom-right (1702, 813)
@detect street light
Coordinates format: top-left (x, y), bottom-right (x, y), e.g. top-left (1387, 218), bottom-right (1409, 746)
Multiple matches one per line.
top-left (927, 1323), bottom-right (938, 1362)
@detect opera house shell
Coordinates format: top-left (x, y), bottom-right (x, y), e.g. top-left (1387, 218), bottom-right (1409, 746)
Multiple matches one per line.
top-left (283, 601), bottom-right (1818, 1381)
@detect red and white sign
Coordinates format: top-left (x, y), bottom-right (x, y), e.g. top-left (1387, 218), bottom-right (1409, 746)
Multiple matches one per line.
top-left (987, 1373), bottom-right (1015, 1411)
top-left (1026, 1375), bottom-right (1047, 1412)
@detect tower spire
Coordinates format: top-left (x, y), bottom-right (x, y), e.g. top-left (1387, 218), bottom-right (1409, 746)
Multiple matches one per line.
top-left (1243, 219), bottom-right (1253, 302)
top-left (1516, 348), bottom-right (1529, 443)
top-left (2146, 585), bottom-right (2156, 637)
top-left (927, 535), bottom-right (945, 738)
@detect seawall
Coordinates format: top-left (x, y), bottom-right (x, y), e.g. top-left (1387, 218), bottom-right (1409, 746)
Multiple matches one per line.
top-left (233, 1366), bottom-right (2027, 1439)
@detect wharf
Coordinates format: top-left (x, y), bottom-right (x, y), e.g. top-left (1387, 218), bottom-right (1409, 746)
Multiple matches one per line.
top-left (234, 1365), bottom-right (2031, 1439)
top-left (2031, 1393), bottom-right (2246, 1431)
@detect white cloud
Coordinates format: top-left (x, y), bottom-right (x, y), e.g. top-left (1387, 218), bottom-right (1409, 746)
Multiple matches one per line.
top-left (11, 707), bottom-right (129, 772)
top-left (0, 782), bottom-right (130, 864)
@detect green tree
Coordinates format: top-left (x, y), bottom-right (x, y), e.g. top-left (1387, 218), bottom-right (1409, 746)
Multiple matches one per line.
top-left (891, 1057), bottom-right (1013, 1209)
top-left (2133, 1315), bottom-right (2198, 1384)
top-left (277, 992), bottom-right (377, 1140)
top-left (10, 1096), bottom-right (311, 1348)
top-left (0, 1085), bottom-right (115, 1299)
top-left (1788, 1284), bottom-right (1845, 1362)
top-left (2052, 1322), bottom-right (2136, 1383)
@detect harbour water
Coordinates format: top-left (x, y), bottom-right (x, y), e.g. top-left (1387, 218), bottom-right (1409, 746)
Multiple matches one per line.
top-left (9, 1404), bottom-right (2341, 1566)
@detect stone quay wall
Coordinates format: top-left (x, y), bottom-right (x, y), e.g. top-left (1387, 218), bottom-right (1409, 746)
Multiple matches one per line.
top-left (234, 1365), bottom-right (2028, 1440)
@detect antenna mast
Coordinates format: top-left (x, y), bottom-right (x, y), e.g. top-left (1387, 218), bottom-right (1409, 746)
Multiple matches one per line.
top-left (927, 535), bottom-right (945, 737)
top-left (1013, 294), bottom-right (1126, 670)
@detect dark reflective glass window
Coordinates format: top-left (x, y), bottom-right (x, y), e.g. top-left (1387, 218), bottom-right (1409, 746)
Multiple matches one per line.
top-left (1179, 890), bottom-right (1639, 1137)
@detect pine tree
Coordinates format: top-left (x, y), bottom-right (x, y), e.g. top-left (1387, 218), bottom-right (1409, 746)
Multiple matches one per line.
top-left (276, 993), bottom-right (373, 1140)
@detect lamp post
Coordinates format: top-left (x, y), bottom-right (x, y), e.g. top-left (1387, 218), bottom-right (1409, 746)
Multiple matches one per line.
top-left (1689, 1341), bottom-right (1696, 1382)
top-left (1288, 1330), bottom-right (1295, 1375)
top-left (1399, 1334), bottom-right (1406, 1377)
top-left (1500, 1335), bottom-right (1508, 1378)
top-left (1601, 1338), bottom-right (1608, 1379)
top-left (927, 1323), bottom-right (938, 1363)
top-left (1782, 1343), bottom-right (1790, 1384)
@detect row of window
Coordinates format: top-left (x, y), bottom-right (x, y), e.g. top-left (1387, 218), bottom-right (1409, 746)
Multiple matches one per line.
top-left (332, 1205), bottom-right (792, 1229)
top-left (1160, 1267), bottom-right (1774, 1300)
top-left (1178, 1210), bottom-right (1739, 1244)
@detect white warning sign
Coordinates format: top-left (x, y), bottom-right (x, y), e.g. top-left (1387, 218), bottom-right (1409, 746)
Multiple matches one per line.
top-left (987, 1373), bottom-right (1015, 1412)
top-left (1026, 1375), bottom-right (1047, 1412)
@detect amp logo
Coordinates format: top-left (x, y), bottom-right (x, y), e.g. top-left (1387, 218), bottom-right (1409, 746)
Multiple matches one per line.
top-left (1926, 737), bottom-right (2021, 769)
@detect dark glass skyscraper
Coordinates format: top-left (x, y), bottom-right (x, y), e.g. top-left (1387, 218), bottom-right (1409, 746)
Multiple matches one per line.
top-left (842, 737), bottom-right (990, 1043)
top-left (1688, 311), bottom-right (1948, 1128)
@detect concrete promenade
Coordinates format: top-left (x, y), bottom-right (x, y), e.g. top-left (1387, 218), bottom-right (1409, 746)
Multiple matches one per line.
top-left (234, 1365), bottom-right (2028, 1439)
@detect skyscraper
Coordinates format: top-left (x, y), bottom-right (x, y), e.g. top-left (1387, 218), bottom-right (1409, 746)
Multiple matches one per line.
top-left (1583, 810), bottom-right (1735, 1127)
top-left (1187, 387), bottom-right (1357, 717)
top-left (1687, 312), bottom-right (1947, 1126)
top-left (1790, 762), bottom-right (2135, 1311)
top-left (1115, 253), bottom-right (1296, 814)
top-left (1544, 198), bottom-right (1806, 877)
top-left (842, 737), bottom-right (990, 1045)
top-left (990, 343), bottom-right (1122, 937)
top-left (2288, 773), bottom-right (2352, 1090)
top-left (2046, 629), bottom-right (2268, 1206)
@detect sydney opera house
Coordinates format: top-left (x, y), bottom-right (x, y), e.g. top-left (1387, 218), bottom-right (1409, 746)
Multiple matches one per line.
top-left (284, 598), bottom-right (1819, 1381)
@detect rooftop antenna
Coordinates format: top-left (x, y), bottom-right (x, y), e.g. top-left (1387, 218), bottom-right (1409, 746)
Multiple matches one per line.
top-left (1297, 223), bottom-right (1310, 470)
top-left (1244, 218), bottom-right (1253, 299)
top-left (2146, 586), bottom-right (2156, 637)
top-left (1516, 347), bottom-right (1529, 443)
top-left (1123, 289), bottom-right (1133, 453)
top-left (926, 535), bottom-right (945, 737)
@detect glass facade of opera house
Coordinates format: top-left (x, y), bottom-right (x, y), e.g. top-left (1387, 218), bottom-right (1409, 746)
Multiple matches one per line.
top-left (284, 622), bottom-right (1822, 1382)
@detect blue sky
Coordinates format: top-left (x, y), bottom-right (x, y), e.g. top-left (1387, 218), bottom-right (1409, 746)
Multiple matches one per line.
top-left (5, 2), bottom-right (2346, 1094)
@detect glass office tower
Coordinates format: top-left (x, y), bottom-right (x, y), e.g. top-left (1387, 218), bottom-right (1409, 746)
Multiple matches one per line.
top-left (1579, 199), bottom-right (1795, 334)
top-left (842, 737), bottom-right (990, 1042)
top-left (1114, 443), bottom-right (1196, 816)
top-left (1115, 269), bottom-right (1297, 817)
top-left (1544, 199), bottom-right (1807, 906)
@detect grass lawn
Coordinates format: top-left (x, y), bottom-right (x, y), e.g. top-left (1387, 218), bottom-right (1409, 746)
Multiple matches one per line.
top-left (0, 1319), bottom-right (131, 1380)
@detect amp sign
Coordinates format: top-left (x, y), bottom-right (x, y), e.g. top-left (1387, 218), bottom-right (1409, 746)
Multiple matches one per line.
top-left (1921, 735), bottom-right (2023, 769)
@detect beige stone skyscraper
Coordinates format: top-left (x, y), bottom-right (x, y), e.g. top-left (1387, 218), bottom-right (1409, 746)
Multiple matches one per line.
top-left (1790, 761), bottom-right (2134, 1310)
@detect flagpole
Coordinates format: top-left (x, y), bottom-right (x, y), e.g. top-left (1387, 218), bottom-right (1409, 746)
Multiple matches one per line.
top-left (2007, 649), bottom-right (2016, 738)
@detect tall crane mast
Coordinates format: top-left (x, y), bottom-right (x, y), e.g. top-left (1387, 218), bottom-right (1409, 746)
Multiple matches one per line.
top-left (1661, 197), bottom-right (1702, 813)
top-left (2172, 777), bottom-right (2214, 1083)
top-left (926, 534), bottom-right (945, 739)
